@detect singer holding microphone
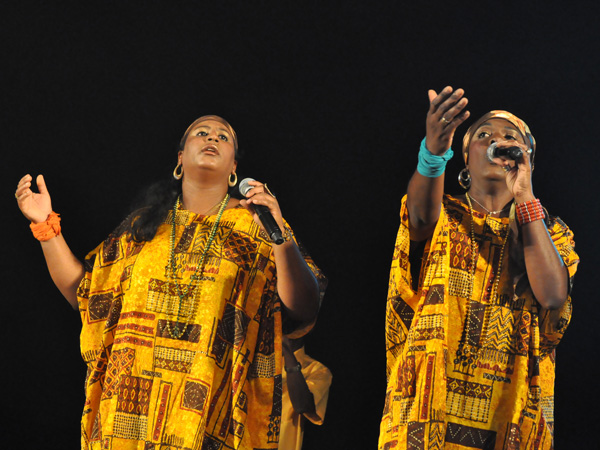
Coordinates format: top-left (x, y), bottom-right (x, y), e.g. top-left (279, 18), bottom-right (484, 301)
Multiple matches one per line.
top-left (15, 115), bottom-right (324, 450)
top-left (379, 88), bottom-right (579, 449)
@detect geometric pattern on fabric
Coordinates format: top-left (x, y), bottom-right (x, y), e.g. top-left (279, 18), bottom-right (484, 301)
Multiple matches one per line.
top-left (156, 320), bottom-right (201, 343)
top-left (223, 231), bottom-right (258, 271)
top-left (88, 292), bottom-right (114, 322)
top-left (117, 375), bottom-right (153, 416)
top-left (104, 347), bottom-right (135, 399)
top-left (464, 300), bottom-right (486, 347)
top-left (380, 194), bottom-right (579, 449)
top-left (540, 396), bottom-right (554, 424)
top-left (428, 421), bottom-right (445, 450)
top-left (449, 230), bottom-right (472, 271)
top-left (219, 303), bottom-right (251, 348)
top-left (484, 306), bottom-right (515, 353)
top-left (398, 354), bottom-right (416, 397)
top-left (424, 284), bottom-right (445, 305)
top-left (446, 377), bottom-right (493, 423)
top-left (146, 278), bottom-right (196, 317)
top-left (448, 267), bottom-right (473, 299)
top-left (248, 352), bottom-right (276, 379)
top-left (79, 207), bottom-right (326, 450)
top-left (101, 236), bottom-right (122, 265)
top-left (408, 314), bottom-right (444, 342)
top-left (267, 413), bottom-right (281, 444)
top-left (181, 378), bottom-right (210, 415)
top-left (445, 422), bottom-right (496, 450)
top-left (407, 421), bottom-right (425, 449)
top-left (390, 295), bottom-right (415, 330)
top-left (154, 346), bottom-right (195, 373)
top-left (396, 397), bottom-right (415, 426)
top-left (112, 412), bottom-right (148, 440)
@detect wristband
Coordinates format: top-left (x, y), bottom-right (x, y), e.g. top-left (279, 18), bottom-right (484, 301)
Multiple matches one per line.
top-left (516, 199), bottom-right (545, 225)
top-left (30, 212), bottom-right (61, 241)
top-left (285, 362), bottom-right (302, 373)
top-left (417, 137), bottom-right (453, 177)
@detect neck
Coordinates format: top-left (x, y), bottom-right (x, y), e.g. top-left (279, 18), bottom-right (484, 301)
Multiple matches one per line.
top-left (180, 178), bottom-right (229, 215)
top-left (467, 183), bottom-right (514, 215)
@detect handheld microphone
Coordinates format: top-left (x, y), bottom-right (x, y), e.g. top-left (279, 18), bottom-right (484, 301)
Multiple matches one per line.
top-left (239, 178), bottom-right (284, 245)
top-left (487, 142), bottom-right (530, 162)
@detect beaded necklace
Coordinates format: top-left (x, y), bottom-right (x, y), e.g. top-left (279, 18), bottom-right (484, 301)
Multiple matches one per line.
top-left (165, 193), bottom-right (230, 339)
top-left (456, 193), bottom-right (511, 371)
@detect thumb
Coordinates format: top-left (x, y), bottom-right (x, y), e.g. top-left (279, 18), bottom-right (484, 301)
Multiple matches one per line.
top-left (428, 89), bottom-right (438, 103)
top-left (36, 174), bottom-right (49, 195)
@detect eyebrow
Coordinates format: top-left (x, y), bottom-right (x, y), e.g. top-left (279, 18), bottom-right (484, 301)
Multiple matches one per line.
top-left (194, 125), bottom-right (231, 135)
top-left (478, 122), bottom-right (518, 132)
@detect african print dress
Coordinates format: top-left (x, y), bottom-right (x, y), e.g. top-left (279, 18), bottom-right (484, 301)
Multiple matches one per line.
top-left (379, 195), bottom-right (578, 450)
top-left (77, 206), bottom-right (324, 450)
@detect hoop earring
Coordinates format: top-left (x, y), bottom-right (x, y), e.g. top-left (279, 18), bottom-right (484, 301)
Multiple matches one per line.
top-left (458, 167), bottom-right (471, 190)
top-left (173, 163), bottom-right (183, 180)
top-left (228, 172), bottom-right (238, 187)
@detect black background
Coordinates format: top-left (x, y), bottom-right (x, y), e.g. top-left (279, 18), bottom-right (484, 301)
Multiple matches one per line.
top-left (2, 1), bottom-right (599, 448)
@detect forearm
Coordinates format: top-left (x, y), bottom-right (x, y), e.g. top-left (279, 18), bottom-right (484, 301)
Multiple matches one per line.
top-left (273, 241), bottom-right (320, 324)
top-left (407, 170), bottom-right (445, 241)
top-left (283, 350), bottom-right (316, 415)
top-left (521, 220), bottom-right (568, 310)
top-left (40, 234), bottom-right (85, 309)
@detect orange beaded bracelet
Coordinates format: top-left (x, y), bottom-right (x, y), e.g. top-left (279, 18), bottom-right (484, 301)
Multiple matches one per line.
top-left (516, 199), bottom-right (545, 225)
top-left (30, 212), bottom-right (61, 241)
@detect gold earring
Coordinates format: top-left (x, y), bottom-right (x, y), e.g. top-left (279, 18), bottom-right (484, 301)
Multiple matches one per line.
top-left (173, 163), bottom-right (183, 180)
top-left (458, 167), bottom-right (471, 190)
top-left (228, 172), bottom-right (238, 187)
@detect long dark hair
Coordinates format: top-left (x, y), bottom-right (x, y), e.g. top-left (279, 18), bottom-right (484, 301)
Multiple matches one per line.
top-left (114, 115), bottom-right (241, 242)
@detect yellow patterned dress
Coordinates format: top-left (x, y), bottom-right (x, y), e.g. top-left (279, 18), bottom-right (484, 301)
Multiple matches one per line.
top-left (77, 205), bottom-right (324, 450)
top-left (379, 195), bottom-right (578, 450)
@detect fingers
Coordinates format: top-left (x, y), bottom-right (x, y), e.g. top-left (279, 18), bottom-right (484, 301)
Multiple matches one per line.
top-left (15, 174), bottom-right (33, 200)
top-left (242, 180), bottom-right (275, 200)
top-left (427, 87), bottom-right (469, 136)
top-left (428, 86), bottom-right (453, 111)
top-left (36, 174), bottom-right (49, 195)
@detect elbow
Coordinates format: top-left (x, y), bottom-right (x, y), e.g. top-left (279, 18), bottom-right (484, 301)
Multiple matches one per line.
top-left (537, 293), bottom-right (568, 310)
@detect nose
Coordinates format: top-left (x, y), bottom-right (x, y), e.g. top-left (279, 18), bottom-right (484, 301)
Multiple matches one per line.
top-left (207, 130), bottom-right (220, 142)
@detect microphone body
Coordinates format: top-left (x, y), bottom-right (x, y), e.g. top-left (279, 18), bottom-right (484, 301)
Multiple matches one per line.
top-left (239, 178), bottom-right (284, 245)
top-left (486, 143), bottom-right (524, 162)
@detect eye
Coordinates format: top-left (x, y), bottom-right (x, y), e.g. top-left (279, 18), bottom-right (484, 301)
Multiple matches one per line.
top-left (218, 134), bottom-right (229, 142)
top-left (504, 134), bottom-right (517, 140)
top-left (196, 130), bottom-right (208, 136)
top-left (477, 131), bottom-right (489, 139)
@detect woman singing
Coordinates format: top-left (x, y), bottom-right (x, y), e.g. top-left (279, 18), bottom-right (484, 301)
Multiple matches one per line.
top-left (379, 88), bottom-right (578, 449)
top-left (16, 115), bottom-right (324, 450)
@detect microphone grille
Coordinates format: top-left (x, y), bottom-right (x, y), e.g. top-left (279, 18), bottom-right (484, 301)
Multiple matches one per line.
top-left (238, 178), bottom-right (256, 197)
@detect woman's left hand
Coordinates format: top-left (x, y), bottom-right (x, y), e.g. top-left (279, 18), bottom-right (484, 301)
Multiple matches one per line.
top-left (494, 142), bottom-right (536, 203)
top-left (239, 180), bottom-right (285, 232)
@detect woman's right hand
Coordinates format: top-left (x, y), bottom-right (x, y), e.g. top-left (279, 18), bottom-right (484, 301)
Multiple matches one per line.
top-left (15, 174), bottom-right (53, 223)
top-left (425, 86), bottom-right (470, 155)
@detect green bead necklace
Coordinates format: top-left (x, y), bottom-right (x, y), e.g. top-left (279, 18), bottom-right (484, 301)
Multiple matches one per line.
top-left (165, 193), bottom-right (230, 339)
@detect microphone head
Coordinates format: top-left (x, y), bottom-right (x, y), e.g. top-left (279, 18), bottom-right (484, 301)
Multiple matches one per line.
top-left (486, 143), bottom-right (524, 161)
top-left (238, 178), bottom-right (256, 197)
top-left (486, 143), bottom-right (497, 163)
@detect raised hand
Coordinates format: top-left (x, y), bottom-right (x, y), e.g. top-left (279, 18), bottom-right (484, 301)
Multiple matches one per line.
top-left (499, 142), bottom-right (535, 202)
top-left (426, 86), bottom-right (470, 154)
top-left (15, 174), bottom-right (53, 223)
top-left (239, 179), bottom-right (285, 232)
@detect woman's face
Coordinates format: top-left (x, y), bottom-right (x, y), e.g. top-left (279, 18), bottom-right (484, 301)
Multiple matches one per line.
top-left (178, 119), bottom-right (237, 179)
top-left (467, 118), bottom-right (527, 181)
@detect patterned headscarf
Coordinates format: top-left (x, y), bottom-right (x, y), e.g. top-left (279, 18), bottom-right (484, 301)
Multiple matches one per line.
top-left (462, 110), bottom-right (536, 168)
top-left (179, 115), bottom-right (239, 157)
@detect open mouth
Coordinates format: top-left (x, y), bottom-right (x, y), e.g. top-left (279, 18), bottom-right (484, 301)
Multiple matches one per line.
top-left (202, 145), bottom-right (219, 155)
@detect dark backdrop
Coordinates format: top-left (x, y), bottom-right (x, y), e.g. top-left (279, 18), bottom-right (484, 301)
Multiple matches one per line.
top-left (2, 1), bottom-right (599, 448)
